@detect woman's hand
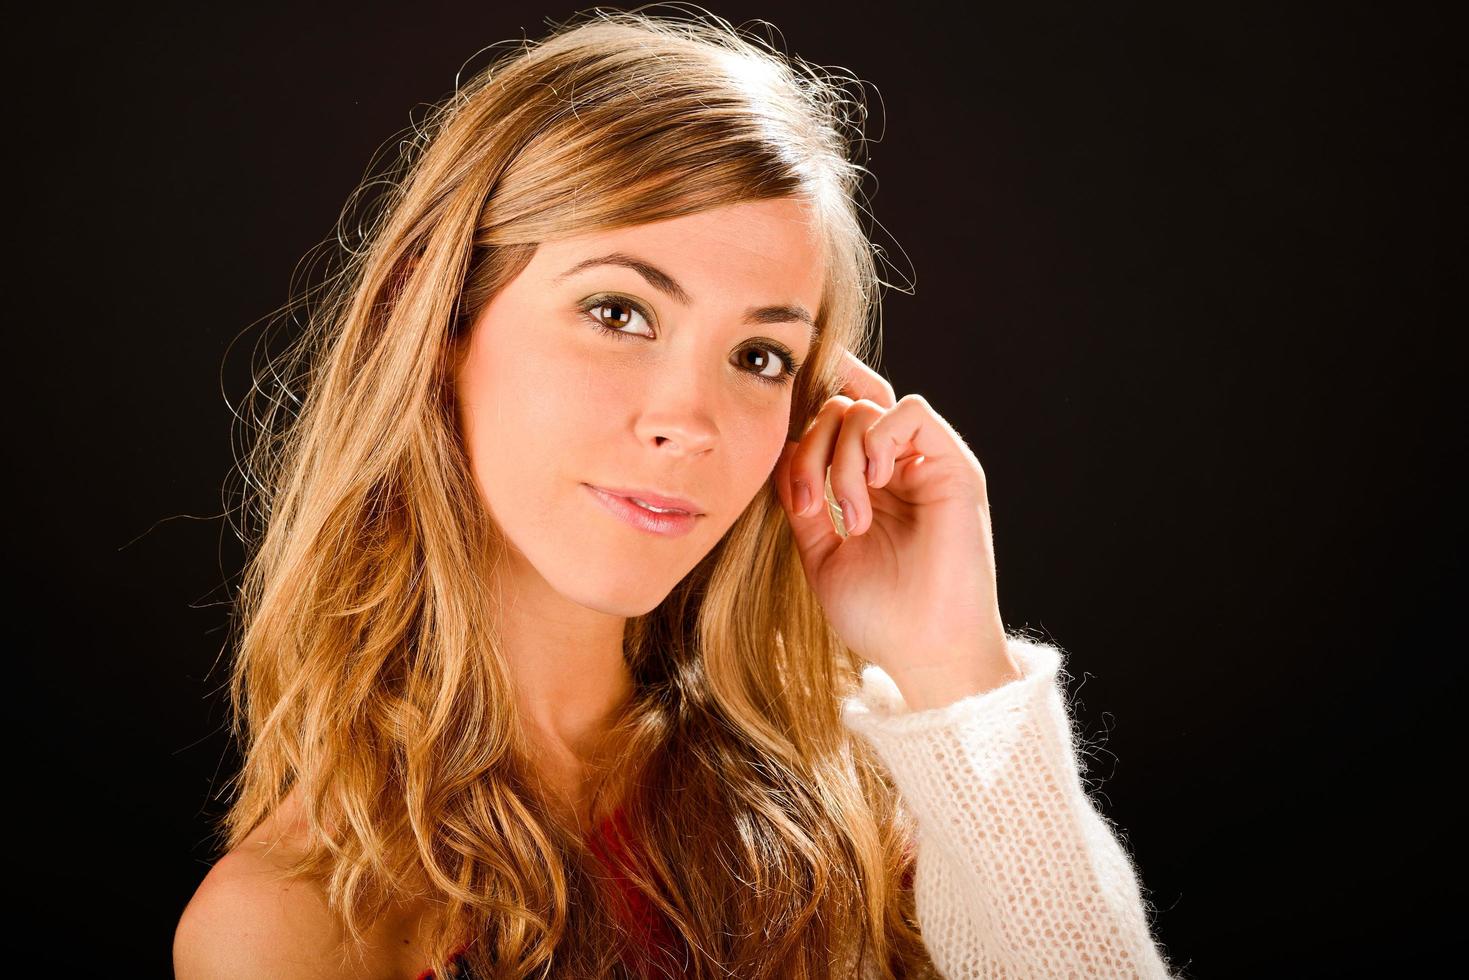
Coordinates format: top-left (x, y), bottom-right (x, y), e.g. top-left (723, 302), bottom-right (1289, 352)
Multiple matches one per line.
top-left (772, 348), bottom-right (1022, 709)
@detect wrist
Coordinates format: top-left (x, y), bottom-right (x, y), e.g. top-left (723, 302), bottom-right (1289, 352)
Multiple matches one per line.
top-left (886, 642), bottom-right (1023, 711)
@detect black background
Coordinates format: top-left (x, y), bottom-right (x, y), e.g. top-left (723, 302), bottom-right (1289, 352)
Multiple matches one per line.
top-left (17, 1), bottom-right (1459, 974)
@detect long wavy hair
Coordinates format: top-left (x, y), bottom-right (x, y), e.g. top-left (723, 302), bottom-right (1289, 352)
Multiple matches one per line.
top-left (217, 6), bottom-right (932, 978)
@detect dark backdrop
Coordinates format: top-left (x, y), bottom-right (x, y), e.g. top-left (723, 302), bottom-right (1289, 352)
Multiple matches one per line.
top-left (17, 1), bottom-right (1457, 974)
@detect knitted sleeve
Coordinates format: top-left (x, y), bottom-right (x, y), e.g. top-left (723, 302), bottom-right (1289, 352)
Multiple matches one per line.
top-left (839, 634), bottom-right (1179, 979)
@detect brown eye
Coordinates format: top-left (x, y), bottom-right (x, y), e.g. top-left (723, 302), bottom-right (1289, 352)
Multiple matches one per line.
top-left (584, 298), bottom-right (654, 338)
top-left (736, 345), bottom-right (796, 384)
top-left (579, 294), bottom-right (799, 388)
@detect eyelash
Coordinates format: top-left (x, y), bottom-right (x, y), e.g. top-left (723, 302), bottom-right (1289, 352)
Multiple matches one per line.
top-left (578, 294), bottom-right (802, 387)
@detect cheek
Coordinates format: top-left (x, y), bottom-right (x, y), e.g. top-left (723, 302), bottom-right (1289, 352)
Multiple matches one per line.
top-left (458, 333), bottom-right (598, 494)
top-left (726, 410), bottom-right (793, 497)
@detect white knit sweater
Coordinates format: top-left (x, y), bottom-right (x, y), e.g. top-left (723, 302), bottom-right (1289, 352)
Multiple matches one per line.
top-left (839, 634), bottom-right (1178, 979)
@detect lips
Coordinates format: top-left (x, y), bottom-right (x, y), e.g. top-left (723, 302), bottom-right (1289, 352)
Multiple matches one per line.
top-left (585, 485), bottom-right (704, 515)
top-left (583, 484), bottom-right (701, 537)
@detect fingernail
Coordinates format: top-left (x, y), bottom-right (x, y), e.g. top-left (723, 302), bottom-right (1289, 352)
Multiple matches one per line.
top-left (839, 497), bottom-right (855, 532)
top-left (794, 480), bottom-right (812, 515)
top-left (866, 457), bottom-right (877, 486)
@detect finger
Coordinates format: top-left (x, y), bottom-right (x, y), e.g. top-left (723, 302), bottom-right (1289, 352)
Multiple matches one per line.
top-left (774, 430), bottom-right (843, 561)
top-left (773, 438), bottom-right (801, 511)
top-left (788, 396), bottom-right (851, 521)
top-left (829, 399), bottom-right (886, 535)
top-left (863, 394), bottom-right (970, 492)
top-left (835, 348), bottom-right (897, 410)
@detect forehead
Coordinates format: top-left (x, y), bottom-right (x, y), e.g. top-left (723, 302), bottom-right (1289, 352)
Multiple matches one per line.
top-left (531, 198), bottom-right (827, 313)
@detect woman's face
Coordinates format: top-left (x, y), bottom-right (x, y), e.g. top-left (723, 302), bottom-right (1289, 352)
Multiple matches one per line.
top-left (454, 196), bottom-right (826, 616)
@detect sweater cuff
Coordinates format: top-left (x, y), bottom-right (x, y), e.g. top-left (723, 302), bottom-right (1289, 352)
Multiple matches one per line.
top-left (839, 634), bottom-right (1064, 740)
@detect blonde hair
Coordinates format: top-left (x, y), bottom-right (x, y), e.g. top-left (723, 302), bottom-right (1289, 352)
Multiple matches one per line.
top-left (218, 5), bottom-right (931, 977)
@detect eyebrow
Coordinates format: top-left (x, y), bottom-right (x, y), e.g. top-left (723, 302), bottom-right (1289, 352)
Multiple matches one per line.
top-left (553, 251), bottom-right (818, 347)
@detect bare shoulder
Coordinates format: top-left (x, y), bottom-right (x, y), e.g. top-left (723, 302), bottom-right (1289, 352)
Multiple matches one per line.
top-left (173, 843), bottom-right (360, 979)
top-left (173, 793), bottom-right (415, 980)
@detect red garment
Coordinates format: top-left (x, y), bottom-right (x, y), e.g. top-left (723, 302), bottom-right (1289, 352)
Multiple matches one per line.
top-left (585, 806), bottom-right (684, 977)
top-left (414, 806), bottom-right (680, 979)
top-left (414, 810), bottom-right (915, 978)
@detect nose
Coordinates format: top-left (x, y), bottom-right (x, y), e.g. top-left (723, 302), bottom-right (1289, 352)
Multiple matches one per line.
top-left (632, 371), bottom-right (719, 456)
top-left (636, 415), bottom-right (716, 455)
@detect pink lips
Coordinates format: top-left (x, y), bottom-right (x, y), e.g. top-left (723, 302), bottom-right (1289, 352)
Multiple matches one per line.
top-left (584, 484), bottom-right (701, 537)
top-left (586, 485), bottom-right (703, 514)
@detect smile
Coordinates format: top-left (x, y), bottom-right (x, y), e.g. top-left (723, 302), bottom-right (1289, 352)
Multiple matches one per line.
top-left (583, 484), bottom-right (701, 537)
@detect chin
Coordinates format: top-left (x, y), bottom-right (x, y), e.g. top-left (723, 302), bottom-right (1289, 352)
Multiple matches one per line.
top-left (576, 587), bottom-right (671, 619)
top-left (545, 567), bottom-right (676, 617)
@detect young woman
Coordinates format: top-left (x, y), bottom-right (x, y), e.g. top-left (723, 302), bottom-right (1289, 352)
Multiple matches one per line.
top-left (174, 8), bottom-right (1179, 979)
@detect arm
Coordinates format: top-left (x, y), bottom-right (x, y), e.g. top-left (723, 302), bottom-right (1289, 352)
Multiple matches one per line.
top-left (841, 633), bottom-right (1180, 979)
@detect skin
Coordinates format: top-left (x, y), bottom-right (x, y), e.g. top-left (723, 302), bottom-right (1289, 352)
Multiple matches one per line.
top-left (452, 195), bottom-right (827, 832)
top-left (174, 197), bottom-right (829, 980)
top-left (176, 193), bottom-right (1026, 978)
